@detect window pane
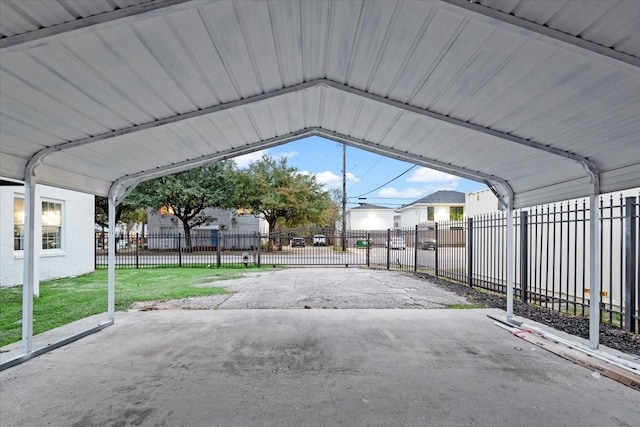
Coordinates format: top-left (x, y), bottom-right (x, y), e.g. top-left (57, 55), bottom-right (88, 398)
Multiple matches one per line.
top-left (14, 226), bottom-right (24, 250)
top-left (14, 197), bottom-right (24, 250)
top-left (42, 201), bottom-right (62, 250)
top-left (42, 226), bottom-right (61, 249)
top-left (450, 206), bottom-right (464, 221)
top-left (427, 207), bottom-right (434, 221)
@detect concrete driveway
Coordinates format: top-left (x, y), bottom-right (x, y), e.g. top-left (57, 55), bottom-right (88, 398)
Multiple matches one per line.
top-left (1, 268), bottom-right (638, 426)
top-left (133, 268), bottom-right (471, 310)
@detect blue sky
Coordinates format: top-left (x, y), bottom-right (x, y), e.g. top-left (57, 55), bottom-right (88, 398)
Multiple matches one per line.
top-left (235, 136), bottom-right (487, 209)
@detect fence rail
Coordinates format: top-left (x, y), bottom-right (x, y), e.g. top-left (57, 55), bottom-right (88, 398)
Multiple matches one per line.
top-left (97, 194), bottom-right (639, 332)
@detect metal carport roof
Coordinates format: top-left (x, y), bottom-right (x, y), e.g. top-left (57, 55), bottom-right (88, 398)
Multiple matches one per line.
top-left (1, 0), bottom-right (639, 208)
top-left (1, 0), bottom-right (639, 358)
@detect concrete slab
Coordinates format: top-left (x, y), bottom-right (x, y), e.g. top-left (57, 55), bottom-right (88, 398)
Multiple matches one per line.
top-left (1, 308), bottom-right (638, 426)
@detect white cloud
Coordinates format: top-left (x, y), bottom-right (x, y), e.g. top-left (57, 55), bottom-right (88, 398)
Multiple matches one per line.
top-left (406, 167), bottom-right (460, 184)
top-left (233, 149), bottom-right (299, 169)
top-left (234, 150), bottom-right (268, 168)
top-left (378, 187), bottom-right (425, 198)
top-left (378, 181), bottom-right (460, 200)
top-left (305, 170), bottom-right (359, 190)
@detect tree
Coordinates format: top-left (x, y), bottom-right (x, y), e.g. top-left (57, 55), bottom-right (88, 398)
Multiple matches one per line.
top-left (95, 197), bottom-right (140, 230)
top-left (237, 155), bottom-right (333, 235)
top-left (127, 161), bottom-right (238, 249)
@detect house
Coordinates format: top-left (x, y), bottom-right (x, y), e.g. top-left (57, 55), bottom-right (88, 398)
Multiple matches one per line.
top-left (0, 183), bottom-right (95, 288)
top-left (347, 203), bottom-right (395, 230)
top-left (395, 190), bottom-right (466, 228)
top-left (146, 207), bottom-right (267, 250)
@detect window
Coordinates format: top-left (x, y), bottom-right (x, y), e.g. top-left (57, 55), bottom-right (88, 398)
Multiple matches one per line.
top-left (41, 201), bottom-right (62, 249)
top-left (13, 198), bottom-right (63, 250)
top-left (427, 206), bottom-right (435, 221)
top-left (450, 206), bottom-right (464, 221)
top-left (13, 197), bottom-right (24, 250)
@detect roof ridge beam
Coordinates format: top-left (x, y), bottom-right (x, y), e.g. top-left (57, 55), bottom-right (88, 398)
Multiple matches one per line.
top-left (0, 0), bottom-right (207, 52)
top-left (317, 79), bottom-right (599, 186)
top-left (109, 128), bottom-right (317, 204)
top-left (109, 127), bottom-right (514, 205)
top-left (314, 128), bottom-right (514, 202)
top-left (24, 79), bottom-right (321, 180)
top-left (439, 0), bottom-right (639, 70)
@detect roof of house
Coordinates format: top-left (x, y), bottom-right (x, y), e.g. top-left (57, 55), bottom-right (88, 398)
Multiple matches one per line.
top-left (399, 190), bottom-right (466, 209)
top-left (349, 203), bottom-right (391, 211)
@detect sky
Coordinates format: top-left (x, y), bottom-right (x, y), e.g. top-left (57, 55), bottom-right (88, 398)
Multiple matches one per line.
top-left (234, 136), bottom-right (487, 209)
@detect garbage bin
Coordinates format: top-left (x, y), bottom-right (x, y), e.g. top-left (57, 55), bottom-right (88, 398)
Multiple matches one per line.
top-left (356, 240), bottom-right (370, 248)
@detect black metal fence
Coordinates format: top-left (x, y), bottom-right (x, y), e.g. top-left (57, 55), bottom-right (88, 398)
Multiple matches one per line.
top-left (95, 228), bottom-right (372, 269)
top-left (96, 194), bottom-right (639, 332)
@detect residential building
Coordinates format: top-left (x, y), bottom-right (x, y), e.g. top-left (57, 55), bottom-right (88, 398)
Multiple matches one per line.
top-left (1, 184), bottom-right (95, 288)
top-left (395, 190), bottom-right (466, 228)
top-left (146, 207), bottom-right (267, 250)
top-left (347, 203), bottom-right (395, 230)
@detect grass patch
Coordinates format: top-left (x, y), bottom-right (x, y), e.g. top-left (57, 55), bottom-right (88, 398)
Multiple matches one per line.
top-left (444, 303), bottom-right (487, 309)
top-left (0, 268), bottom-right (252, 347)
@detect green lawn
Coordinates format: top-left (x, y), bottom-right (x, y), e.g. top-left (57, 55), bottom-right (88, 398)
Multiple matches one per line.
top-left (0, 268), bottom-right (252, 347)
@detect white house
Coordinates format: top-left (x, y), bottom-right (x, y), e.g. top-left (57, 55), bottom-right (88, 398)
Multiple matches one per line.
top-left (395, 190), bottom-right (466, 228)
top-left (0, 183), bottom-right (95, 289)
top-left (146, 207), bottom-right (268, 250)
top-left (347, 203), bottom-right (395, 230)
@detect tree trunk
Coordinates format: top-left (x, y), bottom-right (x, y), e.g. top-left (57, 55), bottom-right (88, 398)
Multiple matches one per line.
top-left (181, 220), bottom-right (192, 252)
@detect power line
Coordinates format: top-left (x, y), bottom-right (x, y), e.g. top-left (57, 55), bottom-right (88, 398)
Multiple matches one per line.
top-left (353, 165), bottom-right (417, 198)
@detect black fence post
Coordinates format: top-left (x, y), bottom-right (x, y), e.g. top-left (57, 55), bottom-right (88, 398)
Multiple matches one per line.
top-left (624, 197), bottom-right (637, 333)
top-left (178, 233), bottom-right (182, 267)
top-left (366, 232), bottom-right (371, 267)
top-left (216, 233), bottom-right (222, 268)
top-left (520, 211), bottom-right (528, 304)
top-left (135, 232), bottom-right (139, 269)
top-left (386, 229), bottom-right (391, 270)
top-left (467, 218), bottom-right (473, 286)
top-left (434, 223), bottom-right (439, 277)
top-left (256, 232), bottom-right (261, 267)
top-left (414, 225), bottom-right (418, 272)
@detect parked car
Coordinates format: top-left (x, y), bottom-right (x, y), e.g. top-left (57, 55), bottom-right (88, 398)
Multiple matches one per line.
top-left (420, 239), bottom-right (436, 250)
top-left (290, 237), bottom-right (305, 247)
top-left (385, 237), bottom-right (406, 250)
top-left (313, 234), bottom-right (327, 246)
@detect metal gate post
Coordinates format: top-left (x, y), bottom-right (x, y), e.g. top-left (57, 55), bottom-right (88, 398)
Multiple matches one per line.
top-left (135, 232), bottom-right (139, 269)
top-left (467, 218), bottom-right (473, 286)
top-left (588, 193), bottom-right (602, 350)
top-left (624, 196), bottom-right (637, 333)
top-left (256, 232), bottom-right (261, 267)
top-left (435, 223), bottom-right (439, 277)
top-left (216, 233), bottom-right (222, 268)
top-left (414, 225), bottom-right (418, 272)
top-left (178, 233), bottom-right (182, 267)
top-left (520, 211), bottom-right (529, 304)
top-left (386, 229), bottom-right (391, 270)
top-left (366, 232), bottom-right (370, 267)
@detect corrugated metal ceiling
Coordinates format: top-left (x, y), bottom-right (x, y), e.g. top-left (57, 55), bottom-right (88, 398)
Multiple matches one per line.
top-left (1, 0), bottom-right (639, 208)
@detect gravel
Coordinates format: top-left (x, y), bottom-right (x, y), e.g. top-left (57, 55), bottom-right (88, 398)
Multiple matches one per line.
top-left (417, 273), bottom-right (640, 356)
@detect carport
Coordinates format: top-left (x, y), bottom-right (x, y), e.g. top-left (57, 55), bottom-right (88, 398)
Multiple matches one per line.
top-left (1, 0), bottom-right (639, 365)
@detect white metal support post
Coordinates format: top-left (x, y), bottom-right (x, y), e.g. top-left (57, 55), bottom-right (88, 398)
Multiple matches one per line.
top-left (589, 192), bottom-right (601, 349)
top-left (107, 194), bottom-right (116, 319)
top-left (506, 202), bottom-right (515, 318)
top-left (21, 176), bottom-right (37, 354)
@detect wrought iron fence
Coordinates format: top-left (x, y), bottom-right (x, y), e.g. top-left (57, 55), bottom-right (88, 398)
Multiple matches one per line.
top-left (96, 194), bottom-right (639, 331)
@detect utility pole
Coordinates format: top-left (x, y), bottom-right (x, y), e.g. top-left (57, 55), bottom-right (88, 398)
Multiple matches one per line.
top-left (342, 143), bottom-right (347, 252)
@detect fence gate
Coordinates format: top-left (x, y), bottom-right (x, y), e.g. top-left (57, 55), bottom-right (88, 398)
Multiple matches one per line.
top-left (96, 228), bottom-right (370, 268)
top-left (258, 228), bottom-right (368, 267)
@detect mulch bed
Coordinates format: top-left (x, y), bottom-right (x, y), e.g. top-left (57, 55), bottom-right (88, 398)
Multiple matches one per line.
top-left (417, 273), bottom-right (640, 356)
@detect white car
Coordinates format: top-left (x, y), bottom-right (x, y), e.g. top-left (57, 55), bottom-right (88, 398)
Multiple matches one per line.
top-left (313, 234), bottom-right (327, 246)
top-left (385, 237), bottom-right (406, 250)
